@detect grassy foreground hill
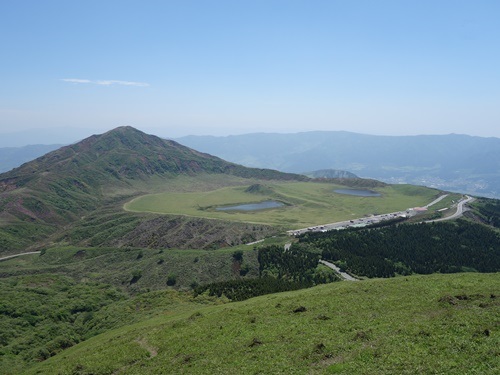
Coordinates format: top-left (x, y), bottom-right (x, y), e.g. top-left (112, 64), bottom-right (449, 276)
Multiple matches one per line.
top-left (23, 272), bottom-right (499, 375)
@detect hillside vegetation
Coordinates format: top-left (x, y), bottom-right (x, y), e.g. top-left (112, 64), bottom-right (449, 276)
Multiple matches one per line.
top-left (2, 223), bottom-right (498, 374)
top-left (58, 208), bottom-right (280, 250)
top-left (470, 198), bottom-right (500, 228)
top-left (0, 244), bottom-right (265, 293)
top-left (0, 244), bottom-right (262, 373)
top-left (24, 273), bottom-right (500, 375)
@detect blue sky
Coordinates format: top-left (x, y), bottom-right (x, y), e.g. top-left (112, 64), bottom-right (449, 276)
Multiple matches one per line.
top-left (1, 0), bottom-right (499, 142)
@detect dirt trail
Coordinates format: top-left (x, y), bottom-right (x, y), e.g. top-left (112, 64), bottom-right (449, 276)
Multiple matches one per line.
top-left (0, 251), bottom-right (41, 262)
top-left (135, 337), bottom-right (158, 358)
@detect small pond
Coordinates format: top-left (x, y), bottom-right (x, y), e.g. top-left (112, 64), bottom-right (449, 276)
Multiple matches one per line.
top-left (334, 189), bottom-right (381, 197)
top-left (216, 200), bottom-right (284, 211)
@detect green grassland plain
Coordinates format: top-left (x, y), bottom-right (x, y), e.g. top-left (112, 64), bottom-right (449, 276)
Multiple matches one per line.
top-left (125, 180), bottom-right (453, 228)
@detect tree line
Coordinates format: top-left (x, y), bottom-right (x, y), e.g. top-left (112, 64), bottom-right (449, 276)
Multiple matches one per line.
top-left (194, 244), bottom-right (339, 301)
top-left (193, 277), bottom-right (311, 302)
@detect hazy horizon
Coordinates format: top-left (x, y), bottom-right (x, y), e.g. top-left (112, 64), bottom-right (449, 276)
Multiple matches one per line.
top-left (1, 125), bottom-right (499, 149)
top-left (2, 1), bottom-right (500, 140)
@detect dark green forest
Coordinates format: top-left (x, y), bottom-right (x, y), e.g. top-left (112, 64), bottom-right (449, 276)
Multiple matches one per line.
top-left (474, 198), bottom-right (500, 228)
top-left (258, 244), bottom-right (320, 282)
top-left (193, 277), bottom-right (311, 302)
top-left (298, 220), bottom-right (500, 278)
top-left (194, 245), bottom-right (339, 301)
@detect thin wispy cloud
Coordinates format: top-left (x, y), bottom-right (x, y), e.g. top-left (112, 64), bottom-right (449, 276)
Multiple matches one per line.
top-left (62, 79), bottom-right (92, 84)
top-left (61, 78), bottom-right (149, 87)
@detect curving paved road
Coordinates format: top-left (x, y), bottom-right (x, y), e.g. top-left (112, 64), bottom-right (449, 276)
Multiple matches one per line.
top-left (319, 259), bottom-right (359, 281)
top-left (426, 195), bottom-right (474, 223)
top-left (287, 194), bottom-right (452, 236)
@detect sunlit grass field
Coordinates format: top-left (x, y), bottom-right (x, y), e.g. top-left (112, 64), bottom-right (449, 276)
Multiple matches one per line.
top-left (26, 272), bottom-right (500, 375)
top-left (125, 181), bottom-right (451, 228)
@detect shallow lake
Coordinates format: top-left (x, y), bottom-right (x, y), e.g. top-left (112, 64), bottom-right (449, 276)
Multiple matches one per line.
top-left (334, 189), bottom-right (381, 197)
top-left (216, 200), bottom-right (284, 211)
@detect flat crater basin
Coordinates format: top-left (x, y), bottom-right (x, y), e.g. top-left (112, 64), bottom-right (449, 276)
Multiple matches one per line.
top-left (216, 200), bottom-right (284, 211)
top-left (334, 189), bottom-right (381, 197)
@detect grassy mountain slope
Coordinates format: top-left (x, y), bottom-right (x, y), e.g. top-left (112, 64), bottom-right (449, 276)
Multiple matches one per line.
top-left (24, 272), bottom-right (499, 375)
top-left (59, 209), bottom-right (280, 250)
top-left (0, 126), bottom-right (303, 203)
top-left (0, 243), bottom-right (262, 294)
top-left (0, 127), bottom-right (305, 254)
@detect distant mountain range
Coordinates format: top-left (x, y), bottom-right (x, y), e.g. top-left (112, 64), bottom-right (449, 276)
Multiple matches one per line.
top-left (0, 144), bottom-right (62, 173)
top-left (176, 132), bottom-right (500, 198)
top-left (2, 130), bottom-right (499, 198)
top-left (303, 169), bottom-right (358, 179)
top-left (0, 127), bottom-right (101, 147)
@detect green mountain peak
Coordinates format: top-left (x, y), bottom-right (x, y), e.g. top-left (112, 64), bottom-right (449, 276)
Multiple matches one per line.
top-left (0, 126), bottom-right (304, 252)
